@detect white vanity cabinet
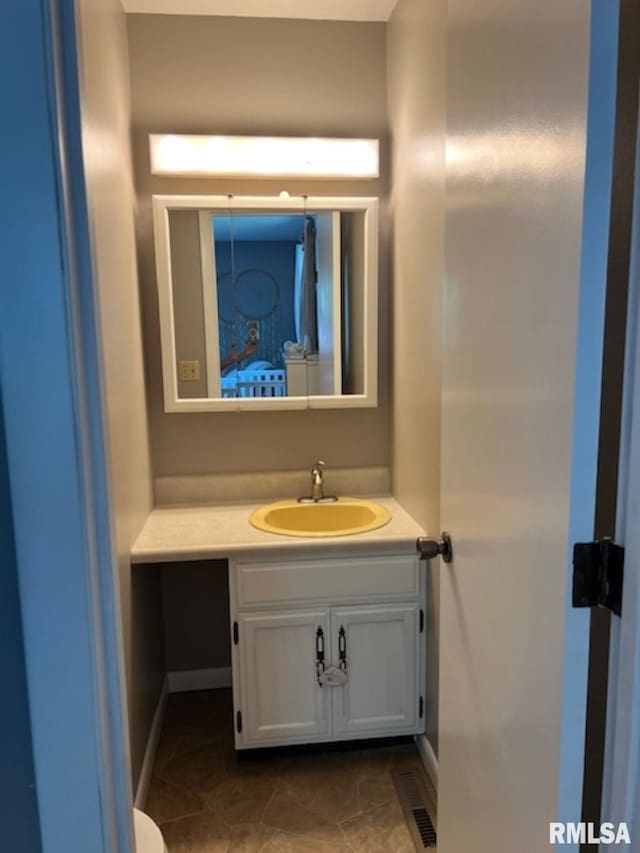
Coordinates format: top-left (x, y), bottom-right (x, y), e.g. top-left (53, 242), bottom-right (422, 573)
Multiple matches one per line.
top-left (235, 609), bottom-right (331, 744)
top-left (330, 604), bottom-right (420, 737)
top-left (229, 552), bottom-right (425, 749)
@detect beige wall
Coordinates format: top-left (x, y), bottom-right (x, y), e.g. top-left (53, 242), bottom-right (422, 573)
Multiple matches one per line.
top-left (74, 0), bottom-right (163, 788)
top-left (169, 210), bottom-right (209, 399)
top-left (126, 14), bottom-right (390, 478)
top-left (387, 0), bottom-right (446, 755)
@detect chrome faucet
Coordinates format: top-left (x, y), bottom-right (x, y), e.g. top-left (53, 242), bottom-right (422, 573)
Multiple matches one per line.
top-left (298, 461), bottom-right (338, 504)
top-left (311, 461), bottom-right (326, 501)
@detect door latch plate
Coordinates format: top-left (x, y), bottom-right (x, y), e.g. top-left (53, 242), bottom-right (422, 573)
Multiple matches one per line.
top-left (318, 665), bottom-right (348, 687)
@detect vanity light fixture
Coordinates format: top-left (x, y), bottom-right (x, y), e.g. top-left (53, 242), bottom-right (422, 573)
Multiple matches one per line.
top-left (149, 134), bottom-right (379, 179)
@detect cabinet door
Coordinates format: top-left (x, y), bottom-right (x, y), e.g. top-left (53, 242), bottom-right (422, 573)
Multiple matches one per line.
top-left (331, 604), bottom-right (420, 738)
top-left (236, 609), bottom-right (331, 746)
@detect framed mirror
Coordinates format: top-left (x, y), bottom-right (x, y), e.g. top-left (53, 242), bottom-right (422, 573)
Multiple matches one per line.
top-left (152, 195), bottom-right (378, 411)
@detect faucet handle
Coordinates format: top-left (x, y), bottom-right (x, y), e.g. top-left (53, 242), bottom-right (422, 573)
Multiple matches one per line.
top-left (312, 460), bottom-right (326, 473)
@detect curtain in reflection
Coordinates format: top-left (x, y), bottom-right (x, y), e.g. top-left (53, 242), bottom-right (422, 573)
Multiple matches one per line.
top-left (294, 242), bottom-right (304, 345)
top-left (294, 216), bottom-right (318, 353)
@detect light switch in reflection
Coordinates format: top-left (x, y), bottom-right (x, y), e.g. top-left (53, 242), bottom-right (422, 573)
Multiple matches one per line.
top-left (178, 360), bottom-right (200, 382)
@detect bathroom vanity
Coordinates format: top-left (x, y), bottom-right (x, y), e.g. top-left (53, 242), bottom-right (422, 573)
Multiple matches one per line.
top-left (132, 497), bottom-right (426, 750)
top-left (231, 550), bottom-right (423, 748)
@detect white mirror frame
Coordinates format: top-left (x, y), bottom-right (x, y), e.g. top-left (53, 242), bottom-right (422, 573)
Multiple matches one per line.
top-left (152, 194), bottom-right (379, 412)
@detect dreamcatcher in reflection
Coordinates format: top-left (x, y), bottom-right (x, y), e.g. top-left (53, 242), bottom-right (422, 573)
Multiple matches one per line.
top-left (215, 197), bottom-right (293, 404)
top-left (216, 268), bottom-right (282, 372)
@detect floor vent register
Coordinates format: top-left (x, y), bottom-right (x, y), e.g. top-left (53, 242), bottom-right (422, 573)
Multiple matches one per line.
top-left (392, 768), bottom-right (437, 849)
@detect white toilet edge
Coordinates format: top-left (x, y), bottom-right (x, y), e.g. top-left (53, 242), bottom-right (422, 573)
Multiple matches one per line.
top-left (133, 808), bottom-right (167, 853)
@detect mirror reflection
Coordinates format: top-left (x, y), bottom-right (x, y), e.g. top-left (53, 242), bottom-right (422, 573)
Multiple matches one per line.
top-left (156, 196), bottom-right (378, 410)
top-left (212, 212), bottom-right (342, 399)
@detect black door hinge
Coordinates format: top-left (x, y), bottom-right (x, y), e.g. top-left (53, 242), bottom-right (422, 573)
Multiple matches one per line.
top-left (573, 538), bottom-right (624, 617)
top-left (236, 710), bottom-right (243, 733)
top-left (419, 609), bottom-right (424, 633)
top-left (233, 621), bottom-right (239, 645)
top-left (419, 696), bottom-right (424, 719)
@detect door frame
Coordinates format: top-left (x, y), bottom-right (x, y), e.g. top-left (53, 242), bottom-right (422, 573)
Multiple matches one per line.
top-left (578, 0), bottom-right (640, 840)
top-left (600, 75), bottom-right (640, 843)
top-left (0, 1), bottom-right (133, 850)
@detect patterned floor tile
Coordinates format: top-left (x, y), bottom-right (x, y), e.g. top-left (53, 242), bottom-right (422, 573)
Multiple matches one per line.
top-left (145, 689), bottom-right (433, 852)
top-left (262, 791), bottom-right (350, 847)
top-left (159, 810), bottom-right (229, 852)
top-left (341, 800), bottom-right (415, 853)
top-left (146, 776), bottom-right (207, 825)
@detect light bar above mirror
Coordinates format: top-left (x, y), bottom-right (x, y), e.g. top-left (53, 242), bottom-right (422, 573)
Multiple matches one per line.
top-left (149, 135), bottom-right (380, 179)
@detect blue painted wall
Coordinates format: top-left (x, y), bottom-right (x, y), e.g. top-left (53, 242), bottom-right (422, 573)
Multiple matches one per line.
top-left (0, 396), bottom-right (41, 852)
top-left (215, 240), bottom-right (297, 369)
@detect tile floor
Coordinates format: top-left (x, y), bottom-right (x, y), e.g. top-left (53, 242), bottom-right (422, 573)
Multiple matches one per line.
top-left (146, 688), bottom-right (436, 852)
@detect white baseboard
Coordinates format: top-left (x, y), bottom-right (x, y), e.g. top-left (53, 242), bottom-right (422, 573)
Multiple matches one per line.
top-left (415, 733), bottom-right (438, 789)
top-left (135, 677), bottom-right (168, 810)
top-left (167, 666), bottom-right (232, 693)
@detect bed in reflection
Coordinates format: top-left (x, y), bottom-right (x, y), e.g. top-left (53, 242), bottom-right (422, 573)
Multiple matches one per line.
top-left (220, 364), bottom-right (287, 398)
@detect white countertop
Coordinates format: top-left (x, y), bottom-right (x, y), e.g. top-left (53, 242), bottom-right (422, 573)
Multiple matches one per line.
top-left (131, 496), bottom-right (424, 564)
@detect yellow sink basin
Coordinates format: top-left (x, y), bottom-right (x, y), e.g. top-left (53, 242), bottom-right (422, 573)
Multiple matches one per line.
top-left (249, 498), bottom-right (391, 538)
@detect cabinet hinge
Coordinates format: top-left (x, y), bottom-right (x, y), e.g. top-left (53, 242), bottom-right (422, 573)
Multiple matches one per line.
top-left (236, 710), bottom-right (243, 733)
top-left (233, 621), bottom-right (239, 645)
top-left (572, 538), bottom-right (624, 617)
top-left (419, 696), bottom-right (424, 719)
top-left (419, 609), bottom-right (424, 633)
